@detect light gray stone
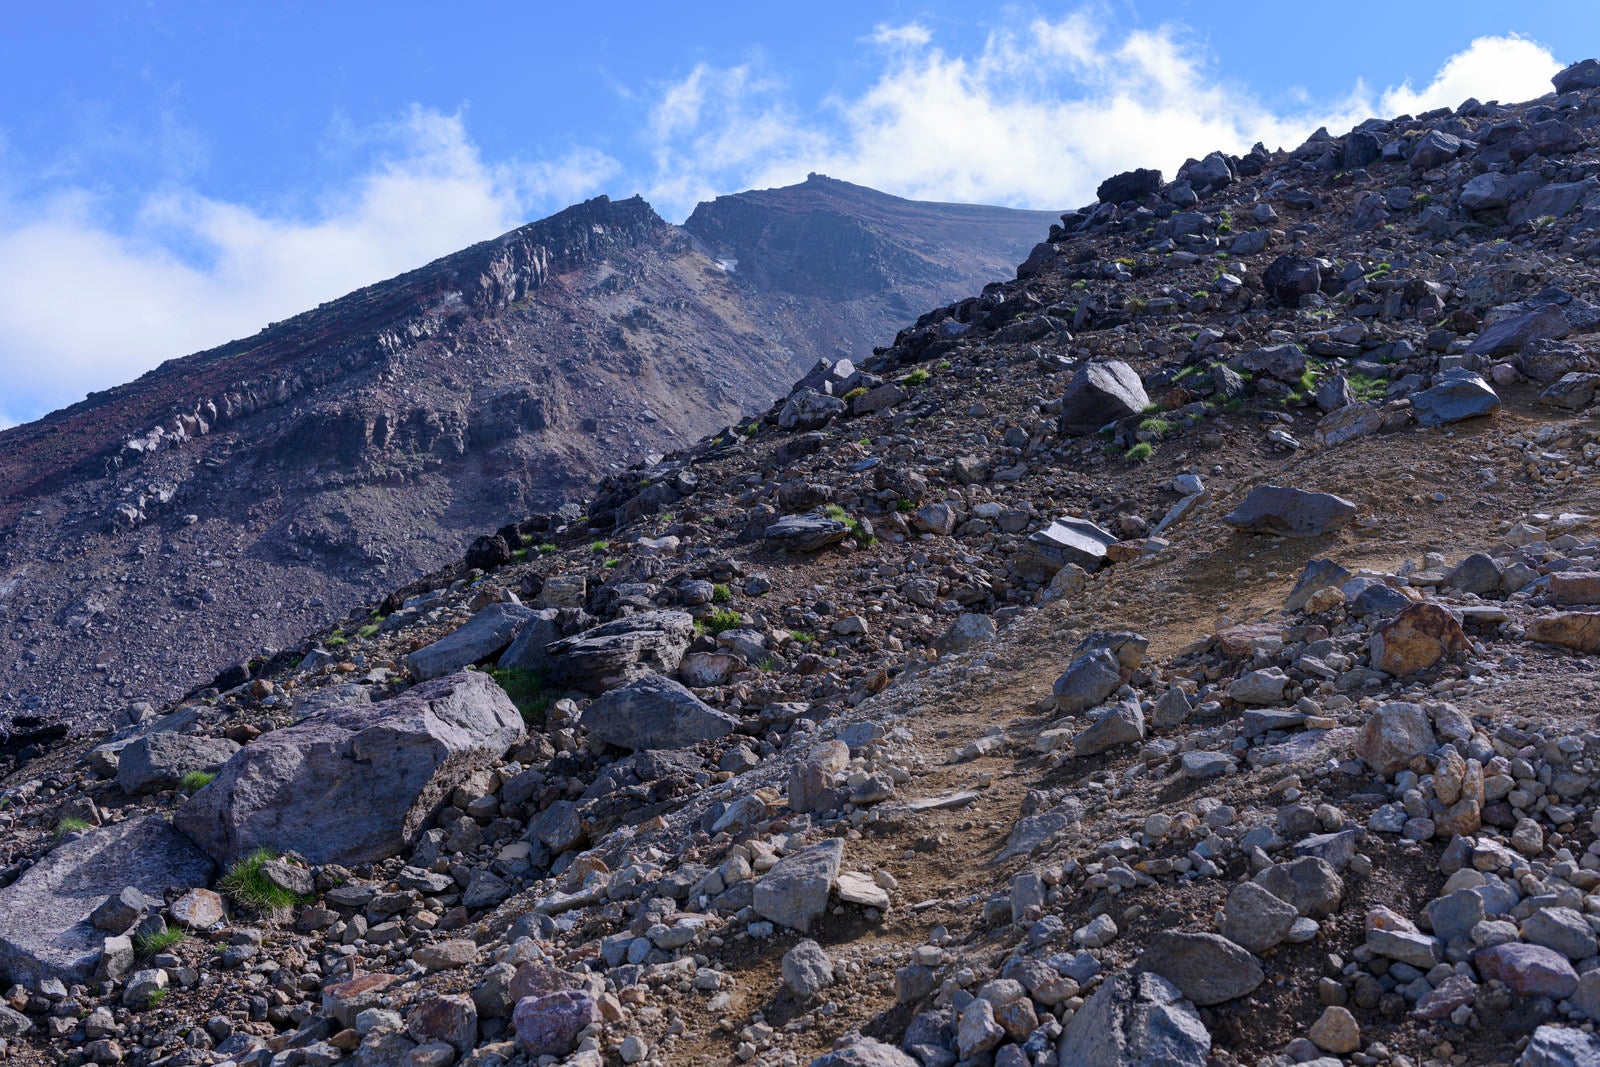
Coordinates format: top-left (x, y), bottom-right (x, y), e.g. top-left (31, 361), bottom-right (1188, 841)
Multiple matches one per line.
top-left (782, 939), bottom-right (835, 999)
top-left (753, 839), bottom-right (843, 933)
top-left (1223, 486), bottom-right (1357, 537)
top-left (1051, 648), bottom-right (1123, 715)
top-left (579, 674), bottom-right (739, 750)
top-left (406, 603), bottom-right (539, 680)
top-left (546, 611), bottom-right (695, 692)
top-left (1055, 971), bottom-right (1210, 1067)
top-left (1137, 931), bottom-right (1263, 1005)
top-left (1073, 701), bottom-right (1146, 757)
top-left (1058, 361), bottom-right (1149, 435)
top-left (1221, 880), bottom-right (1298, 954)
top-left (115, 733), bottom-right (240, 795)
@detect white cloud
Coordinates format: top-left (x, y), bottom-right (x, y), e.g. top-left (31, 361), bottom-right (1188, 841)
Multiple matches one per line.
top-left (636, 20), bottom-right (1561, 220)
top-left (0, 108), bottom-right (619, 424)
top-left (1381, 35), bottom-right (1560, 116)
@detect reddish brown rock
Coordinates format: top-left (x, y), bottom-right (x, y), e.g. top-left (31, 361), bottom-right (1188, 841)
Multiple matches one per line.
top-left (1370, 602), bottom-right (1468, 675)
top-left (1527, 612), bottom-right (1600, 653)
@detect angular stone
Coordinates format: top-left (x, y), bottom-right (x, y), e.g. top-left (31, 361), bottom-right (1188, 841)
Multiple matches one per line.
top-left (1523, 907), bottom-right (1598, 960)
top-left (753, 839), bottom-right (843, 932)
top-left (1367, 927), bottom-right (1443, 968)
top-left (1229, 668), bottom-right (1288, 705)
top-left (1551, 574), bottom-right (1600, 607)
top-left (1221, 880), bottom-right (1298, 954)
top-left (512, 990), bottom-right (601, 1057)
top-left (935, 613), bottom-right (996, 653)
top-left (1539, 373), bottom-right (1600, 411)
top-left (1263, 255), bottom-right (1322, 306)
top-left (1058, 361), bottom-right (1149, 435)
top-left (1017, 517), bottom-right (1119, 580)
top-left (1476, 943), bottom-right (1579, 997)
top-left (1517, 1024), bottom-right (1600, 1067)
top-left (1371, 602), bottom-right (1469, 675)
top-left (579, 674), bottom-right (739, 751)
top-left (957, 998), bottom-right (1005, 1059)
top-left (170, 888), bottom-right (226, 930)
top-left (1412, 373), bottom-right (1500, 427)
top-left (414, 939), bottom-right (478, 971)
top-left (1554, 58), bottom-right (1600, 93)
top-left (496, 608), bottom-right (564, 674)
top-left (1355, 702), bottom-right (1436, 776)
top-left (0, 815), bottom-right (214, 984)
top-left (1413, 973), bottom-right (1479, 1020)
top-left (1098, 168), bottom-right (1163, 204)
top-left (809, 1039), bottom-right (918, 1067)
top-left (116, 733), bottom-right (240, 796)
top-left (1254, 857), bottom-right (1343, 919)
top-left (1410, 129), bottom-right (1464, 170)
top-left (1309, 1006), bottom-right (1360, 1055)
top-left (1448, 553), bottom-right (1503, 596)
top-left (1285, 558), bottom-right (1353, 613)
top-left (1073, 701), bottom-right (1145, 757)
top-left (782, 939), bottom-right (835, 999)
top-left (546, 611), bottom-right (695, 692)
top-left (175, 671), bottom-right (525, 867)
top-left (836, 870), bottom-right (891, 910)
top-left (1051, 649), bottom-right (1123, 715)
top-left (1223, 485), bottom-right (1356, 537)
top-left (1137, 931), bottom-right (1264, 1005)
top-left (408, 993), bottom-right (478, 1056)
top-left (1468, 305), bottom-right (1571, 357)
top-left (1527, 613), bottom-right (1600, 653)
top-left (90, 887), bottom-right (154, 934)
top-left (323, 972), bottom-right (404, 1028)
top-left (779, 389), bottom-right (846, 432)
top-left (1055, 970), bottom-right (1209, 1067)
top-left (764, 515), bottom-right (851, 552)
top-left (406, 603), bottom-right (538, 681)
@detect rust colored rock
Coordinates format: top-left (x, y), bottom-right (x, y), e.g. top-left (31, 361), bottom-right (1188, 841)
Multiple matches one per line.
top-left (1551, 573), bottom-right (1600, 606)
top-left (1370, 602), bottom-right (1468, 675)
top-left (1527, 612), bottom-right (1600, 652)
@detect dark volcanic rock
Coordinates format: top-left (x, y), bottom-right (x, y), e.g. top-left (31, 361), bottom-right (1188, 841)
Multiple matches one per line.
top-left (1223, 485), bottom-right (1357, 537)
top-left (578, 674), bottom-right (740, 750)
top-left (1058, 361), bottom-right (1150, 435)
top-left (1097, 169), bottom-right (1163, 205)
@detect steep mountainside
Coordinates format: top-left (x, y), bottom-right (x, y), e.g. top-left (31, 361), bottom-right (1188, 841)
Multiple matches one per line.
top-left (0, 182), bottom-right (1056, 729)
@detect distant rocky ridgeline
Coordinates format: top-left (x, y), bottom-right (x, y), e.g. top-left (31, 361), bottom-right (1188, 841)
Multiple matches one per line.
top-left (0, 177), bottom-right (1056, 728)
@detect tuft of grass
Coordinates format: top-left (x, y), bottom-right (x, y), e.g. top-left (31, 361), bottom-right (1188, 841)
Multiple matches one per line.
top-left (489, 667), bottom-right (550, 727)
top-left (895, 497), bottom-right (914, 513)
top-left (325, 630), bottom-right (348, 649)
top-left (758, 657), bottom-right (780, 672)
top-left (1124, 442), bottom-right (1155, 462)
top-left (842, 386), bottom-right (868, 402)
top-left (220, 850), bottom-right (306, 917)
top-left (510, 547), bottom-right (530, 562)
top-left (356, 616), bottom-right (386, 639)
top-left (180, 771), bottom-right (216, 793)
top-left (54, 816), bottom-right (92, 839)
top-left (1297, 368), bottom-right (1319, 393)
top-left (790, 630), bottom-right (816, 645)
top-left (537, 543), bottom-right (558, 555)
top-left (134, 927), bottom-right (185, 958)
top-left (903, 368), bottom-right (931, 386)
top-left (707, 608), bottom-right (743, 634)
top-left (937, 360), bottom-right (952, 370)
top-left (1138, 417), bottom-right (1172, 436)
top-left (1348, 373), bottom-right (1387, 402)
top-left (146, 988), bottom-right (168, 1008)
top-left (589, 539), bottom-right (609, 553)
top-left (711, 583), bottom-right (733, 604)
top-left (604, 558), bottom-right (621, 568)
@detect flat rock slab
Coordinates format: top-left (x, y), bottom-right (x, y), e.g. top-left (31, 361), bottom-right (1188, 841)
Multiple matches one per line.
top-left (1017, 516), bottom-right (1119, 580)
top-left (176, 670), bottom-right (525, 867)
top-left (764, 515), bottom-right (850, 552)
top-left (1412, 373), bottom-right (1501, 427)
top-left (0, 815), bottom-right (215, 984)
top-left (406, 603), bottom-right (539, 680)
top-left (1223, 485), bottom-right (1356, 537)
top-left (1527, 613), bottom-right (1600, 653)
top-left (1055, 971), bottom-right (1210, 1067)
top-left (579, 674), bottom-right (739, 750)
top-left (1137, 931), bottom-right (1264, 1005)
top-left (754, 839), bottom-right (843, 932)
top-left (546, 611), bottom-right (695, 693)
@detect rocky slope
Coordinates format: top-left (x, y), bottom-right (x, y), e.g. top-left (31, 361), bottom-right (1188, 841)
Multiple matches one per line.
top-left (0, 179), bottom-right (1057, 734)
top-left (7, 53), bottom-right (1600, 1067)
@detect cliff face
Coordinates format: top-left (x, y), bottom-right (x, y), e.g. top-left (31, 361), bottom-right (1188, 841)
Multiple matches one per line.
top-left (0, 182), bottom-right (1058, 728)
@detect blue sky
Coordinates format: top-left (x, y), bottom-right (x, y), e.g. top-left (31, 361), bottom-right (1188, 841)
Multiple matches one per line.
top-left (0, 2), bottom-right (1593, 426)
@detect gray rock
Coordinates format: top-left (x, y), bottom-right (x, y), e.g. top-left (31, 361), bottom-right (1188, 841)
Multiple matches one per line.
top-left (1367, 927), bottom-right (1443, 968)
top-left (1150, 688), bottom-right (1192, 727)
top-left (1229, 668), bottom-right (1288, 705)
top-left (1223, 486), bottom-right (1356, 537)
top-left (1238, 344), bottom-right (1307, 384)
top-left (1477, 943), bottom-right (1579, 997)
top-left (115, 733), bottom-right (240, 795)
top-left (546, 611), bottom-right (695, 692)
top-left (1460, 172), bottom-right (1512, 212)
top-left (1017, 516), bottom-right (1119, 579)
top-left (1540, 372), bottom-right (1600, 411)
top-left (1262, 254), bottom-right (1322, 305)
top-left (782, 939), bottom-right (835, 999)
top-left (1512, 178), bottom-right (1600, 226)
top-left (1058, 361), bottom-right (1149, 435)
top-left (175, 671), bottom-right (524, 867)
top-left (496, 608), bottom-right (564, 673)
top-left (1523, 907), bottom-right (1599, 960)
top-left (89, 886), bottom-right (155, 933)
top-left (1255, 858), bottom-right (1344, 919)
top-left (1073, 701), bottom-right (1145, 757)
top-left (1517, 1025), bottom-right (1600, 1067)
top-left (998, 801), bottom-right (1082, 862)
top-left (935, 613), bottom-right (996, 653)
top-left (1448, 552), bottom-right (1503, 596)
top-left (0, 816), bottom-right (214, 984)
top-left (754, 839), bottom-right (843, 932)
top-left (1055, 971), bottom-right (1210, 1067)
top-left (1098, 169), bottom-right (1163, 204)
top-left (808, 1039), bottom-right (918, 1067)
top-left (1222, 880), bottom-right (1298, 954)
top-left (1554, 58), bottom-right (1600, 93)
top-left (579, 674), bottom-right (739, 750)
top-left (1179, 751), bottom-right (1233, 779)
top-left (1425, 889), bottom-right (1486, 943)
top-left (957, 998), bottom-right (1004, 1059)
top-left (512, 990), bottom-right (601, 1057)
top-left (1285, 559), bottom-right (1353, 613)
top-left (1050, 648), bottom-right (1123, 715)
top-left (1412, 373), bottom-right (1500, 427)
top-left (1074, 630), bottom-right (1149, 669)
top-left (406, 603), bottom-right (539, 681)
top-left (1468, 305), bottom-right (1570, 356)
top-left (1137, 931), bottom-right (1264, 1005)
top-left (1410, 129), bottom-right (1465, 170)
top-left (764, 514), bottom-right (851, 552)
top-left (1355, 702), bottom-right (1436, 777)
top-left (779, 389), bottom-right (847, 432)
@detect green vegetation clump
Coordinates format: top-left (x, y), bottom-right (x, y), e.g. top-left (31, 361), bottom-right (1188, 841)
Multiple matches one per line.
top-left (220, 850), bottom-right (306, 917)
top-left (604, 558), bottom-right (621, 568)
top-left (1138, 417), bottom-right (1172, 436)
top-left (711, 583), bottom-right (733, 603)
top-left (1348, 373), bottom-right (1387, 402)
top-left (1125, 442), bottom-right (1155, 462)
top-left (895, 497), bottom-right (914, 513)
top-left (488, 667), bottom-right (551, 727)
top-left (180, 771), bottom-right (216, 793)
top-left (589, 539), bottom-right (609, 553)
top-left (510, 547), bottom-right (530, 562)
top-left (707, 608), bottom-right (743, 634)
top-left (842, 386), bottom-right (868, 402)
top-left (54, 816), bottom-right (92, 839)
top-left (903, 368), bottom-right (931, 386)
top-left (134, 927), bottom-right (185, 958)
top-left (355, 616), bottom-right (386, 639)
top-left (790, 630), bottom-right (816, 645)
top-left (325, 631), bottom-right (348, 649)
top-left (537, 543), bottom-right (558, 555)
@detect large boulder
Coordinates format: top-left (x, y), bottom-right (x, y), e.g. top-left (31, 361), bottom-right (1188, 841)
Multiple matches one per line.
top-left (1262, 255), bottom-right (1322, 306)
top-left (1137, 931), bottom-right (1263, 1005)
top-left (1411, 373), bottom-right (1500, 427)
top-left (1409, 129), bottom-right (1465, 170)
top-left (1055, 971), bottom-right (1210, 1067)
top-left (0, 816), bottom-right (215, 984)
top-left (406, 603), bottom-right (540, 681)
top-left (1097, 169), bottom-right (1162, 205)
top-left (1222, 485), bottom-right (1357, 537)
top-left (779, 390), bottom-right (847, 432)
top-left (1015, 517), bottom-right (1119, 580)
top-left (754, 839), bottom-right (843, 932)
top-left (578, 674), bottom-right (739, 750)
top-left (1370, 602), bottom-right (1469, 675)
top-left (1058, 362), bottom-right (1149, 435)
top-left (1554, 59), bottom-right (1600, 94)
top-left (1467, 305), bottom-right (1570, 357)
top-left (175, 671), bottom-right (525, 867)
top-left (545, 611), bottom-right (695, 693)
top-left (116, 733), bottom-right (240, 795)
top-left (764, 515), bottom-right (852, 552)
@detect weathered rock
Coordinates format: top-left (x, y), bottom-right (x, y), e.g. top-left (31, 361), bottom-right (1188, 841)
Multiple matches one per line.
top-left (1527, 613), bottom-right (1600, 652)
top-left (546, 611), bottom-right (695, 692)
top-left (1221, 880), bottom-right (1298, 954)
top-left (809, 1039), bottom-right (918, 1067)
top-left (1541, 373), bottom-right (1600, 411)
top-left (1554, 58), bottom-right (1600, 93)
top-left (1098, 169), bottom-right (1163, 204)
top-left (322, 972), bottom-right (404, 1028)
top-left (782, 939), bottom-right (835, 999)
top-left (1223, 485), bottom-right (1356, 537)
top-left (780, 389), bottom-right (847, 431)
top-left (0, 815), bottom-right (214, 984)
top-left (1238, 343), bottom-right (1307, 384)
top-left (1476, 943), bottom-right (1579, 998)
top-left (1412, 373), bottom-right (1500, 427)
top-left (1461, 172), bottom-right (1513, 213)
top-left (1355, 702), bottom-right (1436, 776)
top-left (1017, 517), bottom-right (1119, 579)
top-left (1058, 362), bottom-right (1149, 435)
top-left (753, 839), bottom-right (843, 932)
top-left (512, 991), bottom-right (601, 1057)
top-left (1055, 971), bottom-right (1210, 1067)
top-left (1050, 648), bottom-right (1123, 715)
top-left (1229, 668), bottom-right (1288, 705)
top-left (1523, 908), bottom-right (1598, 960)
top-left (495, 608), bottom-right (564, 673)
top-left (1371, 602), bottom-right (1469, 675)
top-left (1262, 255), bottom-right (1322, 305)
top-left (1448, 552), bottom-right (1503, 596)
top-left (1410, 129), bottom-right (1465, 170)
top-left (1467, 305), bottom-right (1571, 357)
top-left (957, 998), bottom-right (1005, 1059)
top-left (1309, 1006), bottom-right (1360, 1055)
top-left (764, 514), bottom-right (851, 552)
top-left (788, 741), bottom-right (850, 814)
top-left (579, 674), bottom-right (739, 750)
top-left (169, 888), bottom-right (226, 930)
top-left (115, 733), bottom-right (240, 796)
top-left (935, 613), bottom-right (996, 652)
top-left (1254, 857), bottom-right (1344, 919)
top-left (406, 603), bottom-right (539, 680)
top-left (1285, 559), bottom-right (1353, 613)
top-left (1518, 1025), bottom-right (1600, 1067)
top-left (1073, 700), bottom-right (1145, 757)
top-left (89, 886), bottom-right (154, 934)
top-left (1137, 931), bottom-right (1264, 1005)
top-left (408, 994), bottom-right (478, 1056)
top-left (175, 671), bottom-right (525, 866)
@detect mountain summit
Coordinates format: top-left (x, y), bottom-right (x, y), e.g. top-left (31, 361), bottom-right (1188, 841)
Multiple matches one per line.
top-left (0, 180), bottom-right (1056, 727)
